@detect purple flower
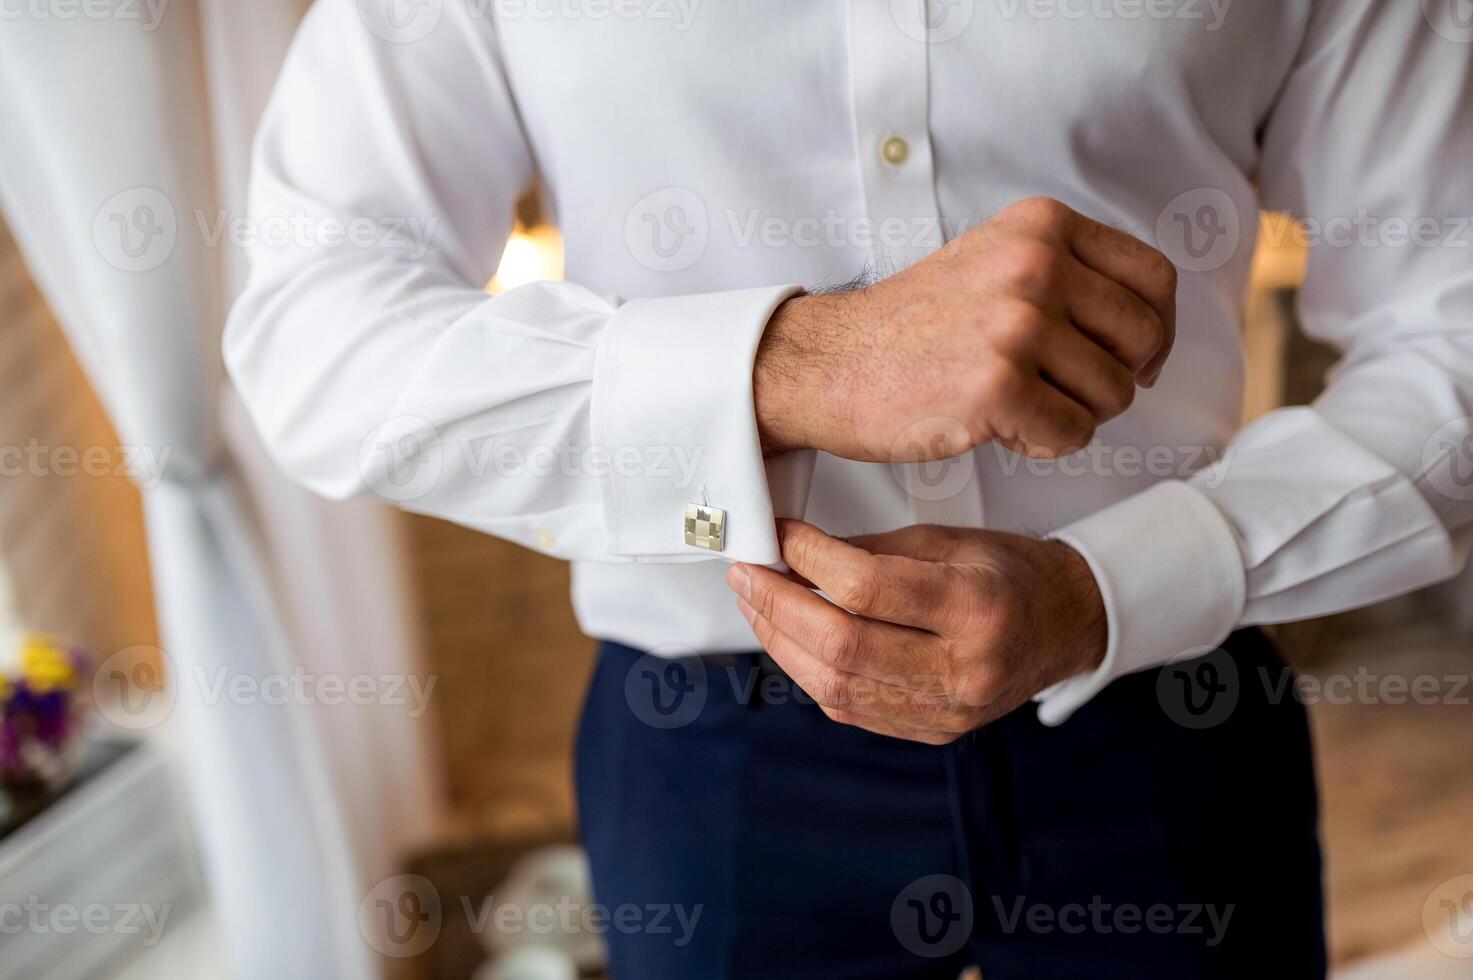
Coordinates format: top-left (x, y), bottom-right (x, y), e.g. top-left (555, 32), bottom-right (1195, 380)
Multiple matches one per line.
top-left (0, 645), bottom-right (91, 786)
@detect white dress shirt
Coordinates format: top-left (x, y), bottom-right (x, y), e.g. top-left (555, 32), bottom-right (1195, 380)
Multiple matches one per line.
top-left (226, 0), bottom-right (1473, 724)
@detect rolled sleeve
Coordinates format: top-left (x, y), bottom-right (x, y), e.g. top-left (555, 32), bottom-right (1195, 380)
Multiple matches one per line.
top-left (592, 284), bottom-right (806, 564)
top-left (1038, 480), bottom-right (1247, 726)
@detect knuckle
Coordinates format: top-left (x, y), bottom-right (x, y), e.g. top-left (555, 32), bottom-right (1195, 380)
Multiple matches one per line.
top-left (747, 610), bottom-right (776, 648)
top-left (1147, 249), bottom-right (1179, 296)
top-left (1119, 338), bottom-right (1156, 375)
top-left (817, 618), bottom-right (862, 670)
top-left (751, 578), bottom-right (781, 622)
top-left (1056, 407), bottom-right (1096, 452)
top-left (1134, 305), bottom-right (1168, 352)
top-left (831, 565), bottom-right (879, 613)
top-left (1005, 196), bottom-right (1073, 231)
top-left (996, 239), bottom-right (1065, 296)
top-left (787, 534), bottom-right (819, 576)
top-left (813, 668), bottom-right (855, 709)
top-left (1100, 369), bottom-right (1136, 418)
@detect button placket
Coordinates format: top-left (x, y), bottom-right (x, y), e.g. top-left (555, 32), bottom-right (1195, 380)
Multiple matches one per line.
top-left (846, 1), bottom-right (942, 273)
top-left (846, 0), bottom-right (985, 529)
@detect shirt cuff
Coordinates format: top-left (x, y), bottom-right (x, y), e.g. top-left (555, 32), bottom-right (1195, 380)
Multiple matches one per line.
top-left (592, 284), bottom-right (806, 564)
top-left (1037, 480), bottom-right (1247, 726)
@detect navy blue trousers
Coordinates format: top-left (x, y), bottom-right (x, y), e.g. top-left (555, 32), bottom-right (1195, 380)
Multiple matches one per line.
top-left (575, 630), bottom-right (1325, 979)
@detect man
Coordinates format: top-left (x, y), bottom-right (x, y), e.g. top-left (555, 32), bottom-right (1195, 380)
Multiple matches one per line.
top-left (226, 1), bottom-right (1473, 976)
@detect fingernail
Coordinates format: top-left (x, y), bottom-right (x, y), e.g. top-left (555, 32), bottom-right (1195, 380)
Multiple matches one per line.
top-left (736, 596), bottom-right (757, 625)
top-left (726, 563), bottom-right (751, 599)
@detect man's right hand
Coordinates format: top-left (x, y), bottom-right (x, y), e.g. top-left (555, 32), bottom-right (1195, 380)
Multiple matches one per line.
top-left (753, 197), bottom-right (1177, 462)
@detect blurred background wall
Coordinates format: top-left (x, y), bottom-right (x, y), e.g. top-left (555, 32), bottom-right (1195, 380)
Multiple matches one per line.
top-left (0, 217), bottom-right (160, 669)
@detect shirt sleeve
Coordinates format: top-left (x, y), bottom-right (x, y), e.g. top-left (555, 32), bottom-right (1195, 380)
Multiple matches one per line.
top-left (223, 0), bottom-right (803, 565)
top-left (1038, 0), bottom-right (1473, 725)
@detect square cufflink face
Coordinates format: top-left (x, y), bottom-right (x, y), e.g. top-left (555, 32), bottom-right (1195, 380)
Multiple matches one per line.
top-left (684, 503), bottom-right (726, 552)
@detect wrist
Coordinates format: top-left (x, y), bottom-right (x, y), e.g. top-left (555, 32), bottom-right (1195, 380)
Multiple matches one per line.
top-left (1041, 539), bottom-right (1109, 679)
top-left (753, 292), bottom-right (853, 457)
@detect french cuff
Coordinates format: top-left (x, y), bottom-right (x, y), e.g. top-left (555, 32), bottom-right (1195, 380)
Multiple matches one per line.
top-left (592, 284), bottom-right (805, 564)
top-left (1037, 480), bottom-right (1247, 726)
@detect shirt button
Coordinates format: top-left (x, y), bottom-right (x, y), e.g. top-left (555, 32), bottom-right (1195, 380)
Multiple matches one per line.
top-left (534, 530), bottom-right (556, 549)
top-left (880, 136), bottom-right (910, 166)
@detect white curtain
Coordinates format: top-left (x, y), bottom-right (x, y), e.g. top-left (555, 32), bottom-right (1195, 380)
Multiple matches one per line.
top-left (199, 0), bottom-right (448, 923)
top-left (0, 2), bottom-right (440, 977)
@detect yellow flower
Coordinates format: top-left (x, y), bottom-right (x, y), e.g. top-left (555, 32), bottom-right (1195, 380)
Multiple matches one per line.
top-left (20, 634), bottom-right (75, 694)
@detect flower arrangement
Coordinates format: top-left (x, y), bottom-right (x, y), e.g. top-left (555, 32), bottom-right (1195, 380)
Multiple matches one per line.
top-left (0, 631), bottom-right (91, 789)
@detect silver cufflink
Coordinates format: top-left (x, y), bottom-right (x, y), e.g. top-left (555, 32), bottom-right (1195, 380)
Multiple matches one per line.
top-left (684, 503), bottom-right (726, 551)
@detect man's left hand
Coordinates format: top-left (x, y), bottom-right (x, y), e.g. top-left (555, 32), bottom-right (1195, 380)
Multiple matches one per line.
top-left (725, 520), bottom-right (1108, 744)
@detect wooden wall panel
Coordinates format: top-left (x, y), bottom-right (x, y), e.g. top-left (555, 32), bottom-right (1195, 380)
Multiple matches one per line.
top-left (405, 514), bottom-right (596, 840)
top-left (0, 219), bottom-right (159, 661)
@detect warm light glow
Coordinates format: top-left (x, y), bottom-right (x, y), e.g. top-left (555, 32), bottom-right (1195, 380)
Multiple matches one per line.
top-left (488, 224), bottom-right (565, 293)
top-left (1250, 211), bottom-right (1309, 291)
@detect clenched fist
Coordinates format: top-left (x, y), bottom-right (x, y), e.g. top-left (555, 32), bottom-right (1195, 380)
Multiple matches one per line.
top-left (755, 197), bottom-right (1177, 462)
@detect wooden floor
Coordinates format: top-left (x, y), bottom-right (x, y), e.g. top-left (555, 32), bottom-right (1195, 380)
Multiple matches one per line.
top-left (1290, 600), bottom-right (1473, 968)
